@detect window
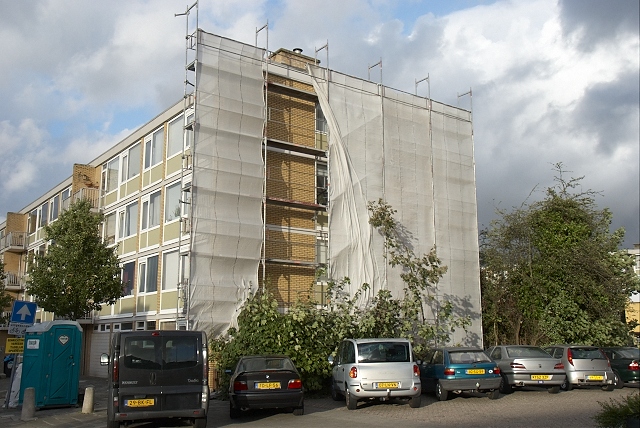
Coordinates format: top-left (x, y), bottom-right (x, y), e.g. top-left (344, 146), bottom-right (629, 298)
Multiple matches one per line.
top-left (50, 195), bottom-right (59, 222)
top-left (103, 157), bottom-right (119, 193)
top-left (104, 212), bottom-right (116, 245)
top-left (164, 182), bottom-right (182, 223)
top-left (162, 251), bottom-right (179, 290)
top-left (141, 191), bottom-right (160, 230)
top-left (316, 103), bottom-right (327, 133)
top-left (39, 202), bottom-right (48, 228)
top-left (61, 187), bottom-right (71, 202)
top-left (122, 261), bottom-right (135, 296)
top-left (167, 115), bottom-right (183, 158)
top-left (118, 202), bottom-right (138, 239)
top-left (138, 255), bottom-right (158, 293)
top-left (28, 209), bottom-right (37, 234)
top-left (185, 112), bottom-right (194, 148)
top-left (144, 128), bottom-right (164, 169)
top-left (316, 163), bottom-right (328, 205)
top-left (119, 142), bottom-right (141, 183)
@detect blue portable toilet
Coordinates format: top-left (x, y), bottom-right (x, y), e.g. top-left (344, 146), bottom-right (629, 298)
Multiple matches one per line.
top-left (19, 320), bottom-right (82, 408)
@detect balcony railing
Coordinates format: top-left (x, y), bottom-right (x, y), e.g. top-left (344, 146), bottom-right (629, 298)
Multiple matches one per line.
top-left (0, 231), bottom-right (27, 252)
top-left (61, 187), bottom-right (101, 212)
top-left (4, 272), bottom-right (26, 291)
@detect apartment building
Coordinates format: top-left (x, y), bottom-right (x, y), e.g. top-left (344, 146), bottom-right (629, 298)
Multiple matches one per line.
top-left (0, 30), bottom-right (481, 376)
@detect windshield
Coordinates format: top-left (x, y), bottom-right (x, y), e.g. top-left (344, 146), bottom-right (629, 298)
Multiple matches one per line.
top-left (357, 342), bottom-right (410, 363)
top-left (449, 350), bottom-right (491, 364)
top-left (237, 357), bottom-right (296, 372)
top-left (506, 346), bottom-right (552, 358)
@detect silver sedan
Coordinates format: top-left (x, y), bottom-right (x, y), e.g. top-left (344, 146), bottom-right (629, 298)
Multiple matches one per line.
top-left (485, 345), bottom-right (566, 394)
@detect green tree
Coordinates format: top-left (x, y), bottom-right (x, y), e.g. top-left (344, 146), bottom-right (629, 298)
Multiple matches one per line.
top-left (481, 163), bottom-right (639, 346)
top-left (27, 199), bottom-right (124, 320)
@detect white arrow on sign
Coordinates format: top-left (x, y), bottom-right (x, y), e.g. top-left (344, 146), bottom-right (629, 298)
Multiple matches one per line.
top-left (16, 304), bottom-right (32, 321)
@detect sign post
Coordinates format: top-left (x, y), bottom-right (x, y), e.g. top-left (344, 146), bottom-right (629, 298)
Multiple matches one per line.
top-left (4, 301), bottom-right (37, 408)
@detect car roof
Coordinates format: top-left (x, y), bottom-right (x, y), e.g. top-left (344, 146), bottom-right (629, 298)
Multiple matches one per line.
top-left (440, 347), bottom-right (483, 352)
top-left (239, 355), bottom-right (291, 359)
top-left (349, 338), bottom-right (410, 344)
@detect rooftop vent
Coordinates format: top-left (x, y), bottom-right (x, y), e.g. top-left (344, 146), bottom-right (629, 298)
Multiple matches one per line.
top-left (293, 48), bottom-right (303, 54)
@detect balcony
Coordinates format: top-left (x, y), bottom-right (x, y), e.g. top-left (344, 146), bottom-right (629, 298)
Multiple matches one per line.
top-left (4, 271), bottom-right (26, 292)
top-left (0, 231), bottom-right (27, 253)
top-left (61, 187), bottom-right (101, 212)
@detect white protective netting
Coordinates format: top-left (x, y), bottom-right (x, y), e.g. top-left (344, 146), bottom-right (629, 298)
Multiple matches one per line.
top-left (309, 66), bottom-right (481, 344)
top-left (190, 32), bottom-right (265, 336)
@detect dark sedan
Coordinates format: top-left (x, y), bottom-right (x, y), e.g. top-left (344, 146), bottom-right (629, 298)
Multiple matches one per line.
top-left (600, 347), bottom-right (640, 388)
top-left (227, 355), bottom-right (304, 418)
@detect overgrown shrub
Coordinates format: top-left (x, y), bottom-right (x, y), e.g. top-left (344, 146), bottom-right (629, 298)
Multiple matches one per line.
top-left (594, 391), bottom-right (640, 428)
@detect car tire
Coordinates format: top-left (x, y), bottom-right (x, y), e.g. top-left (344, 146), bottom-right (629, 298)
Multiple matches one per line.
top-left (229, 402), bottom-right (241, 419)
top-left (613, 371), bottom-right (623, 389)
top-left (548, 386), bottom-right (560, 394)
top-left (561, 378), bottom-right (573, 392)
top-left (435, 381), bottom-right (449, 401)
top-left (193, 417), bottom-right (207, 428)
top-left (346, 389), bottom-right (358, 410)
top-left (293, 403), bottom-right (304, 416)
top-left (488, 389), bottom-right (500, 399)
top-left (409, 394), bottom-right (421, 408)
top-left (499, 374), bottom-right (513, 394)
top-left (602, 383), bottom-right (615, 392)
top-left (331, 381), bottom-right (343, 401)
top-left (107, 419), bottom-right (120, 428)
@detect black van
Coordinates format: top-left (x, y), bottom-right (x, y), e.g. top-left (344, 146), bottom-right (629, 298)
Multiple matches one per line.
top-left (100, 330), bottom-right (209, 428)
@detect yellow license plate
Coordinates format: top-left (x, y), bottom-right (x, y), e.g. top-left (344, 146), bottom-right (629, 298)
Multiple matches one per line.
top-left (531, 375), bottom-right (551, 380)
top-left (466, 369), bottom-right (485, 375)
top-left (587, 375), bottom-right (604, 381)
top-left (126, 399), bottom-right (154, 407)
top-left (376, 382), bottom-right (399, 389)
top-left (256, 382), bottom-right (281, 389)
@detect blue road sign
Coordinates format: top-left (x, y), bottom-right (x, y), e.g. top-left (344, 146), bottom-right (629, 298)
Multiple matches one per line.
top-left (10, 301), bottom-right (37, 324)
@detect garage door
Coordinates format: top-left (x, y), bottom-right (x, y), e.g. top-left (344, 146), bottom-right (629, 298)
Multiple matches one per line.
top-left (87, 329), bottom-right (111, 378)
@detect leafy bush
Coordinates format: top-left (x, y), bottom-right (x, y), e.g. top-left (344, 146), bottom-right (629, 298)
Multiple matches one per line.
top-left (594, 391), bottom-right (640, 428)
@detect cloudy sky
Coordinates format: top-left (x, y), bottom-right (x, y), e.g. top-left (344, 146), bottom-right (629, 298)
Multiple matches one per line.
top-left (0, 0), bottom-right (638, 248)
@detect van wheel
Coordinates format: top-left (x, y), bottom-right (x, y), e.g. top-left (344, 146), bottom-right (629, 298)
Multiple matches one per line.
top-left (193, 417), bottom-right (207, 428)
top-left (107, 419), bottom-right (120, 428)
top-left (346, 389), bottom-right (358, 410)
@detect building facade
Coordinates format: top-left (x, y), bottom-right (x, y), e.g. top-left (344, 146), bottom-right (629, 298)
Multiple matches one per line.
top-left (0, 30), bottom-right (482, 377)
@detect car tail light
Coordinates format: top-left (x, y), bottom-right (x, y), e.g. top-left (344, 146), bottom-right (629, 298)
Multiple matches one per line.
top-left (567, 349), bottom-right (574, 366)
top-left (444, 368), bottom-right (455, 376)
top-left (629, 361), bottom-right (639, 371)
top-left (493, 367), bottom-right (501, 375)
top-left (202, 346), bottom-right (209, 385)
top-left (413, 364), bottom-right (420, 377)
top-left (112, 358), bottom-right (119, 383)
top-left (349, 366), bottom-right (358, 379)
top-left (288, 379), bottom-right (303, 389)
top-left (510, 362), bottom-right (526, 369)
top-left (554, 362), bottom-right (564, 370)
top-left (233, 381), bottom-right (248, 391)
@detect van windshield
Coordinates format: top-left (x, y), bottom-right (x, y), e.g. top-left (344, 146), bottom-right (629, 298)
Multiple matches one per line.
top-left (123, 336), bottom-right (199, 370)
top-left (357, 342), bottom-right (410, 363)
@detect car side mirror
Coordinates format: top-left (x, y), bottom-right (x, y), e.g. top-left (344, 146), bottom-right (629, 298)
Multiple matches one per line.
top-left (100, 353), bottom-right (110, 366)
top-left (328, 355), bottom-right (334, 366)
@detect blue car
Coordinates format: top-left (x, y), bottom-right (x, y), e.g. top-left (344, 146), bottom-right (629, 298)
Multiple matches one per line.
top-left (420, 347), bottom-right (502, 400)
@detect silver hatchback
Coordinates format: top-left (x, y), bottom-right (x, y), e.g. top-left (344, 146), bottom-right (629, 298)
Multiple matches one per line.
top-left (544, 345), bottom-right (615, 391)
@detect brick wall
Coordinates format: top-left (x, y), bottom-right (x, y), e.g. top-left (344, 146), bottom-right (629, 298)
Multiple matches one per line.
top-left (266, 152), bottom-right (316, 202)
top-left (264, 263), bottom-right (316, 306)
top-left (267, 92), bottom-right (315, 147)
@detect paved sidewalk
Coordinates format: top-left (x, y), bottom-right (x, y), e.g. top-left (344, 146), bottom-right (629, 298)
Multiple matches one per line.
top-left (0, 373), bottom-right (109, 427)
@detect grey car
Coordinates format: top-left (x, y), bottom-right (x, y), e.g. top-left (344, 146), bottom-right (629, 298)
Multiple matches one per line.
top-left (329, 338), bottom-right (421, 410)
top-left (485, 345), bottom-right (566, 394)
top-left (544, 345), bottom-right (615, 391)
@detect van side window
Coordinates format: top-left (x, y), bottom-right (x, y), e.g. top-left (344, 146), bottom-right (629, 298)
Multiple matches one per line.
top-left (124, 339), bottom-right (161, 370)
top-left (164, 337), bottom-right (198, 369)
